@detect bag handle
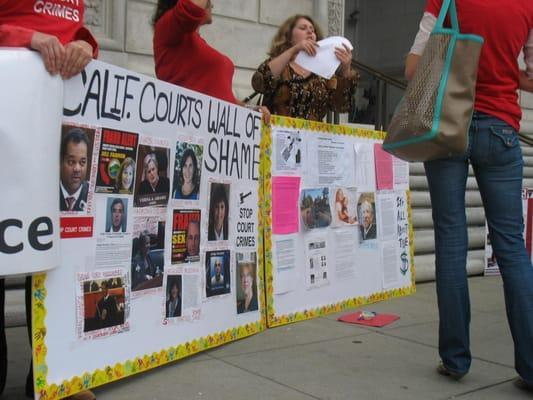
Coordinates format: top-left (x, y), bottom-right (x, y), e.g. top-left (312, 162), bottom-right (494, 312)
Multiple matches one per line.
top-left (435, 0), bottom-right (459, 32)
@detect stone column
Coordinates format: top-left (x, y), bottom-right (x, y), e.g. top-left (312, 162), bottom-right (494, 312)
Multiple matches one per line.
top-left (327, 0), bottom-right (345, 36)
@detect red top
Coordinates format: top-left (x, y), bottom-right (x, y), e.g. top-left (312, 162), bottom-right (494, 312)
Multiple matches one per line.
top-left (0, 0), bottom-right (98, 57)
top-left (153, 0), bottom-right (238, 104)
top-left (426, 0), bottom-right (533, 130)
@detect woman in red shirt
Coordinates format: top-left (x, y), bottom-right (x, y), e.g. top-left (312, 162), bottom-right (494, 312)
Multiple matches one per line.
top-left (152, 0), bottom-right (269, 120)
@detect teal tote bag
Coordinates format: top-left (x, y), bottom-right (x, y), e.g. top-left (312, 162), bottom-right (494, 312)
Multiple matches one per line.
top-left (383, 0), bottom-right (484, 162)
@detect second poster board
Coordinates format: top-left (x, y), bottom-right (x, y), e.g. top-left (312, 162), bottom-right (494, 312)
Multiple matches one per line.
top-left (263, 116), bottom-right (415, 327)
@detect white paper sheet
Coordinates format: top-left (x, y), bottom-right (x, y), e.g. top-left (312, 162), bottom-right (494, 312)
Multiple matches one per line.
top-left (273, 236), bottom-right (298, 295)
top-left (305, 235), bottom-right (329, 289)
top-left (312, 135), bottom-right (352, 186)
top-left (396, 192), bottom-right (411, 277)
top-left (376, 193), bottom-right (397, 242)
top-left (393, 156), bottom-right (409, 190)
top-left (294, 36), bottom-right (354, 79)
top-left (354, 143), bottom-right (376, 192)
top-left (274, 127), bottom-right (304, 173)
top-left (333, 229), bottom-right (358, 280)
top-left (381, 241), bottom-right (399, 289)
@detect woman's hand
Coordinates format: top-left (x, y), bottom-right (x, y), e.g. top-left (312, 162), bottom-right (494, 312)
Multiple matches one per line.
top-left (242, 103), bottom-right (271, 125)
top-left (293, 38), bottom-right (319, 57)
top-left (335, 43), bottom-right (354, 78)
top-left (258, 105), bottom-right (271, 125)
top-left (30, 33), bottom-right (93, 79)
top-left (30, 31), bottom-right (65, 75)
top-left (519, 70), bottom-right (533, 93)
top-left (61, 40), bottom-right (94, 79)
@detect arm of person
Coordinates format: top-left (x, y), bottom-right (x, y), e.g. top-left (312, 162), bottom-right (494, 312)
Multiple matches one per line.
top-left (238, 99), bottom-right (271, 125)
top-left (334, 43), bottom-right (355, 79)
top-left (153, 0), bottom-right (208, 47)
top-left (0, 24), bottom-right (35, 48)
top-left (1, 23), bottom-right (98, 78)
top-left (0, 24), bottom-right (65, 75)
top-left (329, 43), bottom-right (359, 112)
top-left (336, 205), bottom-right (349, 222)
top-left (60, 39), bottom-right (95, 79)
top-left (404, 12), bottom-right (436, 81)
top-left (405, 53), bottom-right (421, 82)
top-left (519, 70), bottom-right (533, 93)
top-left (267, 39), bottom-right (318, 77)
top-left (520, 29), bottom-right (533, 92)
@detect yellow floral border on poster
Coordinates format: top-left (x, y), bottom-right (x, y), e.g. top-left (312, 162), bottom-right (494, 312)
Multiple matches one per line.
top-left (262, 115), bottom-right (416, 328)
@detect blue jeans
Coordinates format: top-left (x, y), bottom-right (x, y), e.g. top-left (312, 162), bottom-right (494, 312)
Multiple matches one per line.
top-left (424, 112), bottom-right (533, 383)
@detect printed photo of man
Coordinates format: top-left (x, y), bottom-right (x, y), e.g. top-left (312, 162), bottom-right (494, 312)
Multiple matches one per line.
top-left (205, 250), bottom-right (231, 298)
top-left (60, 127), bottom-right (91, 212)
top-left (106, 198), bottom-right (127, 233)
top-left (185, 220), bottom-right (200, 261)
top-left (210, 257), bottom-right (225, 287)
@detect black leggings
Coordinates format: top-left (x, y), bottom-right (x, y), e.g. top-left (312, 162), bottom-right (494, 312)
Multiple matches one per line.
top-left (0, 279), bottom-right (6, 394)
top-left (25, 276), bottom-right (33, 396)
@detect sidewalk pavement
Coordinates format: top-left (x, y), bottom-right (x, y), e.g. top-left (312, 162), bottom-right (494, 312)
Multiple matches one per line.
top-left (4, 276), bottom-right (530, 399)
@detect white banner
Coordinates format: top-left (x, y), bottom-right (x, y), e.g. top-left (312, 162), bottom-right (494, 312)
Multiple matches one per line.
top-left (0, 50), bottom-right (61, 276)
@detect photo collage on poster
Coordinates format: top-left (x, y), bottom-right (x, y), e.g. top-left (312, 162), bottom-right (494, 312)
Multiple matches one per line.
top-left (76, 269), bottom-right (130, 340)
top-left (270, 127), bottom-right (411, 294)
top-left (61, 124), bottom-right (259, 339)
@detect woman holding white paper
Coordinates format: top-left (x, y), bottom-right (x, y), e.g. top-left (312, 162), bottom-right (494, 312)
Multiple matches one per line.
top-left (251, 15), bottom-right (359, 121)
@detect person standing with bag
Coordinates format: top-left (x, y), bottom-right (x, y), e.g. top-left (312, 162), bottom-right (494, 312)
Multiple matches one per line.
top-left (405, 0), bottom-right (533, 391)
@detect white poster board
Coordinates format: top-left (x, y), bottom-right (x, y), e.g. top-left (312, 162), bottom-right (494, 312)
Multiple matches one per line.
top-left (264, 118), bottom-right (414, 327)
top-left (30, 59), bottom-right (264, 399)
top-left (0, 50), bottom-right (61, 276)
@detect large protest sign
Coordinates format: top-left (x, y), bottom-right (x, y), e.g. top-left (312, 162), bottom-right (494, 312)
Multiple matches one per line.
top-left (263, 116), bottom-right (415, 327)
top-left (0, 51), bottom-right (61, 276)
top-left (27, 58), bottom-right (264, 399)
top-left (2, 53), bottom-right (417, 399)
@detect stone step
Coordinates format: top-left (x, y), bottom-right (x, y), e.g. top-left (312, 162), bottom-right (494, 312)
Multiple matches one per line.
top-left (414, 250), bottom-right (485, 282)
top-left (411, 189), bottom-right (483, 208)
top-left (5, 276), bottom-right (25, 289)
top-left (412, 207), bottom-right (485, 229)
top-left (5, 288), bottom-right (26, 328)
top-left (414, 226), bottom-right (485, 255)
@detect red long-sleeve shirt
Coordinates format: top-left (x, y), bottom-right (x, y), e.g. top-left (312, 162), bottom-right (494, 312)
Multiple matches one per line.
top-left (153, 0), bottom-right (238, 104)
top-left (0, 0), bottom-right (98, 57)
